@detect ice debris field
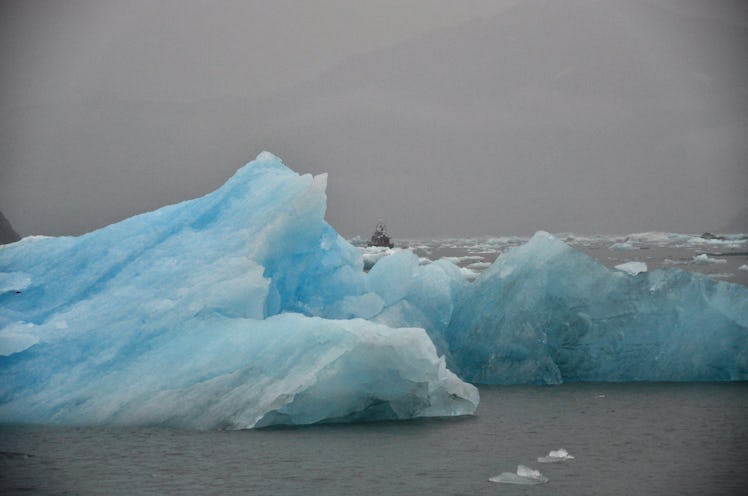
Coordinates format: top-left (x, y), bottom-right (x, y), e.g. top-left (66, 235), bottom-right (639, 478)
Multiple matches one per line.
top-left (1, 153), bottom-right (747, 429)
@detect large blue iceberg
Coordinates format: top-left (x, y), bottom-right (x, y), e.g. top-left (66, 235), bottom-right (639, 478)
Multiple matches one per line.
top-left (446, 232), bottom-right (748, 384)
top-left (0, 152), bottom-right (477, 428)
top-left (1, 152), bottom-right (747, 429)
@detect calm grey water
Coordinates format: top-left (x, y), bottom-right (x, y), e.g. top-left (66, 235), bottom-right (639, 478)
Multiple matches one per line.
top-left (2, 383), bottom-right (747, 495)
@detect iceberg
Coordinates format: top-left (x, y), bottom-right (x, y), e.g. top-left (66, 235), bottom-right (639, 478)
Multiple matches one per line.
top-left (445, 232), bottom-right (748, 384)
top-left (1, 152), bottom-right (747, 429)
top-left (0, 152), bottom-right (477, 428)
top-left (489, 465), bottom-right (549, 485)
top-left (538, 448), bottom-right (575, 463)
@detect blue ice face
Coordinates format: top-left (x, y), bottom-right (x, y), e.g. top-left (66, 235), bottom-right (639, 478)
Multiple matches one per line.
top-left (446, 232), bottom-right (748, 384)
top-left (0, 152), bottom-right (477, 428)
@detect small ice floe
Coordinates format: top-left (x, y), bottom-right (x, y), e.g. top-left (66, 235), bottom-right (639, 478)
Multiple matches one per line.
top-left (608, 241), bottom-right (636, 251)
top-left (538, 448), bottom-right (575, 463)
top-left (664, 258), bottom-right (688, 266)
top-left (739, 265), bottom-right (748, 271)
top-left (692, 254), bottom-right (727, 265)
top-left (614, 261), bottom-right (647, 275)
top-left (489, 465), bottom-right (549, 485)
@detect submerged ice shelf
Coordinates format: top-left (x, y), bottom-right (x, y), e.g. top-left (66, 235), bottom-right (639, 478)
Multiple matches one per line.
top-left (2, 152), bottom-right (748, 428)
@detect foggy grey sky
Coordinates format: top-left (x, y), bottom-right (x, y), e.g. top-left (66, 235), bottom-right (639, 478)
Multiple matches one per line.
top-left (1, 0), bottom-right (747, 238)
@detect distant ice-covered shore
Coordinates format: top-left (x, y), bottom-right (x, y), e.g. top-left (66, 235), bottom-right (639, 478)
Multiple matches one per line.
top-left (356, 231), bottom-right (748, 286)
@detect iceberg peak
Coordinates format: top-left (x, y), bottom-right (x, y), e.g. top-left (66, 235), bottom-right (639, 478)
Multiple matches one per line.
top-left (255, 150), bottom-right (284, 163)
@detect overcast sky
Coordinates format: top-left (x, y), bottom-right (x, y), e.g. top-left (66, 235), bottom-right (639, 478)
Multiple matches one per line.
top-left (1, 0), bottom-right (747, 237)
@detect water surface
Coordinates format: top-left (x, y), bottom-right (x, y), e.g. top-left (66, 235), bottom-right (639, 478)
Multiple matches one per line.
top-left (2, 383), bottom-right (747, 495)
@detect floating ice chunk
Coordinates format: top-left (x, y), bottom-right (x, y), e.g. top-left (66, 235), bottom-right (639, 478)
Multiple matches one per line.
top-left (466, 261), bottom-right (491, 270)
top-left (609, 242), bottom-right (636, 251)
top-left (614, 261), bottom-right (647, 275)
top-left (489, 465), bottom-right (549, 485)
top-left (693, 254), bottom-right (727, 265)
top-left (538, 448), bottom-right (575, 463)
top-left (739, 265), bottom-right (748, 271)
top-left (664, 258), bottom-right (688, 266)
top-left (439, 255), bottom-right (484, 265)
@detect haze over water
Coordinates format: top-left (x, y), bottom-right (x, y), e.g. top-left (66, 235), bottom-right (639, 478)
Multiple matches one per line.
top-left (2, 1), bottom-right (747, 494)
top-left (2, 0), bottom-right (747, 237)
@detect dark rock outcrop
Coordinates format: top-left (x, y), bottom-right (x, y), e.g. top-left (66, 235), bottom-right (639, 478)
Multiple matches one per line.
top-left (0, 211), bottom-right (21, 244)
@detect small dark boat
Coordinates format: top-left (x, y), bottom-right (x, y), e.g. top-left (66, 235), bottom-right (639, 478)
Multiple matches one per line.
top-left (368, 221), bottom-right (394, 248)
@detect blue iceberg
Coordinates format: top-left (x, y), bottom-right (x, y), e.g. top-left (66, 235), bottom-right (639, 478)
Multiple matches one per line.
top-left (0, 152), bottom-right (477, 428)
top-left (1, 152), bottom-right (747, 429)
top-left (337, 232), bottom-right (747, 385)
top-left (446, 232), bottom-right (748, 384)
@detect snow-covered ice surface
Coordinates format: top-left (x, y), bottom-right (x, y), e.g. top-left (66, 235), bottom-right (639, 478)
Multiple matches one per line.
top-left (2, 153), bottom-right (747, 429)
top-left (489, 465), bottom-right (549, 485)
